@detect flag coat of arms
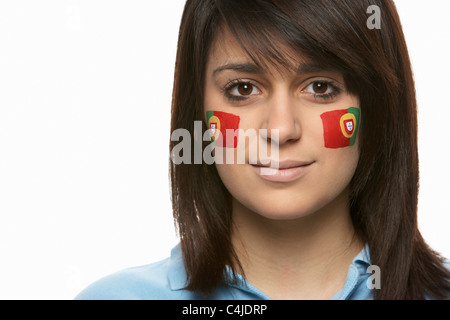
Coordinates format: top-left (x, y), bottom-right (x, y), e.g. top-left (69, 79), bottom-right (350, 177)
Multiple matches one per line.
top-left (320, 107), bottom-right (360, 149)
top-left (206, 111), bottom-right (240, 148)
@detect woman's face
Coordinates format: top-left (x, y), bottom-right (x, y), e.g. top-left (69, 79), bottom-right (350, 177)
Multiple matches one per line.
top-left (204, 30), bottom-right (360, 220)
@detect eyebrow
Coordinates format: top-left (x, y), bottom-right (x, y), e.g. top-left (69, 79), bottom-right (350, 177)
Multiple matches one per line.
top-left (296, 64), bottom-right (329, 74)
top-left (212, 63), bottom-right (263, 75)
top-left (212, 62), bottom-right (331, 76)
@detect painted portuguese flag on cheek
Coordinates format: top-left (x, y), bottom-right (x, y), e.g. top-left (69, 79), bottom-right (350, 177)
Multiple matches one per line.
top-left (206, 110), bottom-right (241, 148)
top-left (320, 107), bottom-right (360, 149)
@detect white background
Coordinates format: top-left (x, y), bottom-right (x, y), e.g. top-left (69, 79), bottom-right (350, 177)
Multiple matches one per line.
top-left (0, 0), bottom-right (448, 300)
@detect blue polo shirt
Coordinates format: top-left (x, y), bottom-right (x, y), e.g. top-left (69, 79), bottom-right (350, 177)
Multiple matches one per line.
top-left (75, 244), bottom-right (375, 300)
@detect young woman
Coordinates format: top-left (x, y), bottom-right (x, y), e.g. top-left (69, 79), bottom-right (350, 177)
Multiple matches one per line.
top-left (76, 0), bottom-right (449, 300)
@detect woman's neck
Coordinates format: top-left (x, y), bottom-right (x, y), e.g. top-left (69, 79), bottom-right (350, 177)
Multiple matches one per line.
top-left (231, 189), bottom-right (364, 300)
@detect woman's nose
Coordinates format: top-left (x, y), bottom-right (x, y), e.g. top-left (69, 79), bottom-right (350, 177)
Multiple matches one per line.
top-left (263, 92), bottom-right (302, 145)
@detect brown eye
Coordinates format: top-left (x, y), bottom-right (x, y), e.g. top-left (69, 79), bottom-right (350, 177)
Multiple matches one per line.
top-left (237, 83), bottom-right (253, 95)
top-left (225, 81), bottom-right (261, 101)
top-left (302, 80), bottom-right (341, 102)
top-left (312, 82), bottom-right (329, 94)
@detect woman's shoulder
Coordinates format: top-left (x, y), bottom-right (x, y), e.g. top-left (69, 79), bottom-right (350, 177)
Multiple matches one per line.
top-left (74, 258), bottom-right (170, 300)
top-left (74, 244), bottom-right (191, 300)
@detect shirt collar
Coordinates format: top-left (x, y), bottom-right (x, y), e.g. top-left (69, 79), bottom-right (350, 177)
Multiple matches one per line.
top-left (167, 243), bottom-right (189, 291)
top-left (331, 244), bottom-right (372, 300)
top-left (167, 244), bottom-right (269, 298)
top-left (353, 244), bottom-right (371, 267)
top-left (168, 243), bottom-right (372, 295)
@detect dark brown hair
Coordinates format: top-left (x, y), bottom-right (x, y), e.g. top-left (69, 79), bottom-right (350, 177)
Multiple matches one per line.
top-left (169, 0), bottom-right (450, 299)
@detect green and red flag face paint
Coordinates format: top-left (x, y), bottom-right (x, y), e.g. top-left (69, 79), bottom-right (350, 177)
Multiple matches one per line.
top-left (206, 110), bottom-right (240, 148)
top-left (205, 108), bottom-right (358, 149)
top-left (320, 107), bottom-right (360, 149)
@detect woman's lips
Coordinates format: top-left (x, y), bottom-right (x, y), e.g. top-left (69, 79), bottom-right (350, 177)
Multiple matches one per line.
top-left (251, 160), bottom-right (315, 183)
